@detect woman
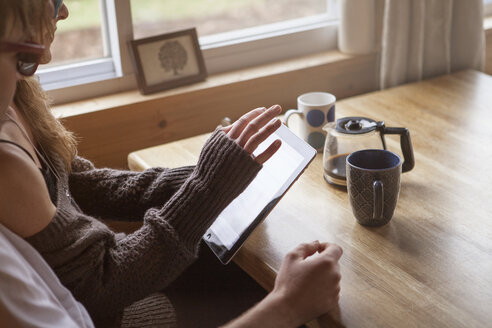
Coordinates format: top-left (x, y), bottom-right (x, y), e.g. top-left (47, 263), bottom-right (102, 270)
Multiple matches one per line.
top-left (0, 0), bottom-right (94, 326)
top-left (1, 0), bottom-right (342, 327)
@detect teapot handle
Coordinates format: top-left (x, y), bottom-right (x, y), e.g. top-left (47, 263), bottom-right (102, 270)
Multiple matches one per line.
top-left (382, 127), bottom-right (415, 172)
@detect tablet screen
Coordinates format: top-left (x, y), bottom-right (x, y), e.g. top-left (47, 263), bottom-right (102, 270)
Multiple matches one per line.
top-left (204, 124), bottom-right (316, 264)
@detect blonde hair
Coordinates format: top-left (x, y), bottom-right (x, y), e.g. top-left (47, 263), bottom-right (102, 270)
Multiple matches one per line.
top-left (0, 0), bottom-right (46, 39)
top-left (14, 79), bottom-right (77, 172)
top-left (1, 0), bottom-right (77, 171)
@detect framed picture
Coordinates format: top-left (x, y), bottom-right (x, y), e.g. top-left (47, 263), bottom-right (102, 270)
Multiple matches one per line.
top-left (128, 28), bottom-right (207, 95)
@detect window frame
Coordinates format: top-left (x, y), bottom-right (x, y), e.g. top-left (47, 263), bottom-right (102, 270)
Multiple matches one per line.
top-left (41, 0), bottom-right (339, 104)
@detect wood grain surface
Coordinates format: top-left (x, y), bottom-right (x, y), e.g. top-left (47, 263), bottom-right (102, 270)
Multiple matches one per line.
top-left (128, 70), bottom-right (492, 327)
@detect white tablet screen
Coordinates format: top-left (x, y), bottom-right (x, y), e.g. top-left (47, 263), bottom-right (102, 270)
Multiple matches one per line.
top-left (204, 124), bottom-right (316, 264)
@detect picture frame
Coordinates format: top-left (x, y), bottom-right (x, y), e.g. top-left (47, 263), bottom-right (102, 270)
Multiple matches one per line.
top-left (128, 28), bottom-right (207, 95)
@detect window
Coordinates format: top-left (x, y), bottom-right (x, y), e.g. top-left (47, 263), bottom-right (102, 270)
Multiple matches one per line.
top-left (131, 0), bottom-right (329, 39)
top-left (40, 0), bottom-right (338, 103)
top-left (48, 0), bottom-right (106, 66)
top-left (38, 0), bottom-right (123, 92)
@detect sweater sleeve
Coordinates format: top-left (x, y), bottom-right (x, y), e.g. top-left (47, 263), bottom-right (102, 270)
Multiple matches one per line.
top-left (26, 128), bottom-right (262, 321)
top-left (68, 158), bottom-right (194, 221)
top-left (151, 126), bottom-right (263, 249)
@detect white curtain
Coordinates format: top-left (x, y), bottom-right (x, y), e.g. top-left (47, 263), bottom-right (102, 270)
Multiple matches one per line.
top-left (338, 0), bottom-right (485, 89)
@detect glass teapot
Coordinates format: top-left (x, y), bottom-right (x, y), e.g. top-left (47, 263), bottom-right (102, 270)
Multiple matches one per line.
top-left (322, 116), bottom-right (415, 186)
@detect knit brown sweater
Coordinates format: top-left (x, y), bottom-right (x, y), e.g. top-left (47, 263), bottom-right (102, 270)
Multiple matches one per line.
top-left (25, 128), bottom-right (262, 326)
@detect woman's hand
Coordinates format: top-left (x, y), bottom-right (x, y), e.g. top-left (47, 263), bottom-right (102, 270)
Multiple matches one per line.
top-left (222, 105), bottom-right (282, 164)
top-left (272, 241), bottom-right (343, 326)
top-left (222, 241), bottom-right (343, 328)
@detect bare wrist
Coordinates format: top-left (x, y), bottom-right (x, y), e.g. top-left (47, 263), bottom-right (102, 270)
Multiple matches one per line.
top-left (223, 290), bottom-right (304, 328)
top-left (261, 290), bottom-right (305, 328)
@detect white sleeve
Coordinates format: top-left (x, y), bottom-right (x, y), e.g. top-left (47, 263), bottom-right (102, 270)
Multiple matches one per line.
top-left (0, 225), bottom-right (93, 328)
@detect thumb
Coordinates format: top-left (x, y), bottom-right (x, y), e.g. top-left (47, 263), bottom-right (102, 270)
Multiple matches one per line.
top-left (319, 243), bottom-right (343, 261)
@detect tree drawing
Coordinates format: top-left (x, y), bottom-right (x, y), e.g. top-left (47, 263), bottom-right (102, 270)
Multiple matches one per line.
top-left (158, 40), bottom-right (188, 76)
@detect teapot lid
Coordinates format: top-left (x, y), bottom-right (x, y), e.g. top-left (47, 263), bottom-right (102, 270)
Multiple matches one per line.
top-left (335, 116), bottom-right (382, 134)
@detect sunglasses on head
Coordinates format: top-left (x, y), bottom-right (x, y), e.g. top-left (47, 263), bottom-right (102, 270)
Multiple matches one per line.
top-left (0, 41), bottom-right (46, 76)
top-left (53, 0), bottom-right (63, 18)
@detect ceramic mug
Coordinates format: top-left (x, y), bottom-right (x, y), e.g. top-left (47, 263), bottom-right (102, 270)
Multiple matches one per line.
top-left (284, 92), bottom-right (336, 151)
top-left (346, 149), bottom-right (402, 226)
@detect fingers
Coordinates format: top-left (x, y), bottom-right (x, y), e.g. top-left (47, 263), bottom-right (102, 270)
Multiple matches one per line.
top-left (243, 117), bottom-right (282, 154)
top-left (227, 107), bottom-right (266, 139)
top-left (254, 139), bottom-right (281, 165)
top-left (289, 242), bottom-right (342, 262)
top-left (288, 241), bottom-right (322, 260)
top-left (224, 104), bottom-right (283, 164)
top-left (221, 124), bottom-right (233, 134)
top-left (236, 105), bottom-right (282, 147)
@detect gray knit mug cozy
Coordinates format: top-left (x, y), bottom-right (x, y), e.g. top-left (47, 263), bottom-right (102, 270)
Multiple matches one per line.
top-left (346, 149), bottom-right (402, 227)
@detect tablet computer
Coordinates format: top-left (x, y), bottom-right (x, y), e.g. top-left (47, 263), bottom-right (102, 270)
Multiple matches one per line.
top-left (204, 124), bottom-right (317, 264)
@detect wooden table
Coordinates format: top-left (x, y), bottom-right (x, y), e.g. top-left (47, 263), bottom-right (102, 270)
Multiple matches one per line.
top-left (128, 70), bottom-right (492, 327)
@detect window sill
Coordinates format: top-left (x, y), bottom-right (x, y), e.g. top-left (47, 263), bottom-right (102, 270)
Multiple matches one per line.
top-left (53, 50), bottom-right (373, 118)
